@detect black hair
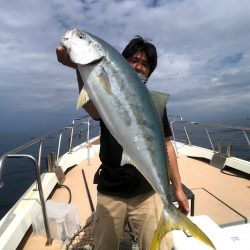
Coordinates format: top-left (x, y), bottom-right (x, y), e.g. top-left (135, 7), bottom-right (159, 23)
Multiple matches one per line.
top-left (122, 36), bottom-right (157, 77)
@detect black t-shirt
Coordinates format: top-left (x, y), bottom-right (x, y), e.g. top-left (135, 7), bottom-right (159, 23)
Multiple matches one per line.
top-left (94, 104), bottom-right (173, 198)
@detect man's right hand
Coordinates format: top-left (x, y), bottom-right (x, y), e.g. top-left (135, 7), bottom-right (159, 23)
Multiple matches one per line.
top-left (56, 46), bottom-right (77, 69)
top-left (56, 45), bottom-right (100, 119)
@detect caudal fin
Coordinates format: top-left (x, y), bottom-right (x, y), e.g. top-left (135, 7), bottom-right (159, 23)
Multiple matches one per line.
top-left (150, 204), bottom-right (216, 250)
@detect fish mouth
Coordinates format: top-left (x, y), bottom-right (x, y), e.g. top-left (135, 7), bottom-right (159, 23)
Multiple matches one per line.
top-left (61, 29), bottom-right (77, 40)
top-left (60, 28), bottom-right (78, 46)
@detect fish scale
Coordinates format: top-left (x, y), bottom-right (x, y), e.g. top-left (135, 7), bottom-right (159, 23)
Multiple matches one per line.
top-left (60, 28), bottom-right (216, 250)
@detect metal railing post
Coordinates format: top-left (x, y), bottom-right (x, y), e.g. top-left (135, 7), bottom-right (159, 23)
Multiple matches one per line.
top-left (57, 132), bottom-right (62, 162)
top-left (180, 116), bottom-right (192, 146)
top-left (72, 117), bottom-right (92, 165)
top-left (86, 117), bottom-right (91, 166)
top-left (242, 129), bottom-right (250, 150)
top-left (35, 140), bottom-right (43, 191)
top-left (0, 115), bottom-right (93, 243)
top-left (170, 118), bottom-right (179, 157)
top-left (69, 126), bottom-right (74, 153)
top-left (203, 125), bottom-right (215, 152)
top-left (6, 154), bottom-right (53, 245)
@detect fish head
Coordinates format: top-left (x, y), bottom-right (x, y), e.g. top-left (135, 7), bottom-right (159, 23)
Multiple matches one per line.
top-left (60, 28), bottom-right (104, 65)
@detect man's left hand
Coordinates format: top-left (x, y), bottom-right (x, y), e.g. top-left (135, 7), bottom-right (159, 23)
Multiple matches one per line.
top-left (175, 188), bottom-right (189, 215)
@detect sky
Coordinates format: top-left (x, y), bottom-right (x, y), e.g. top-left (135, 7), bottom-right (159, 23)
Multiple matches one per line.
top-left (1, 0), bottom-right (250, 134)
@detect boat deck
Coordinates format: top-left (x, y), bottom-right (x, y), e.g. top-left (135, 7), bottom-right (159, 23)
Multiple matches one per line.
top-left (19, 140), bottom-right (250, 249)
top-left (177, 153), bottom-right (250, 226)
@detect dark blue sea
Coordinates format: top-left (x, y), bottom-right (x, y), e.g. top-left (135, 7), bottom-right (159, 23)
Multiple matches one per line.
top-left (0, 117), bottom-right (249, 219)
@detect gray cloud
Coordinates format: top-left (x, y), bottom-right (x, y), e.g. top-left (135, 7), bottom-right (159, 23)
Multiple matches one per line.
top-left (0, 0), bottom-right (250, 134)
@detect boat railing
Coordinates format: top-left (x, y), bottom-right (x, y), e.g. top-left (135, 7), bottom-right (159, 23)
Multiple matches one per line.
top-left (0, 115), bottom-right (94, 245)
top-left (70, 116), bottom-right (92, 165)
top-left (169, 115), bottom-right (250, 158)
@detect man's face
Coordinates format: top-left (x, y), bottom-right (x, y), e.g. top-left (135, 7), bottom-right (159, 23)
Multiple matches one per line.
top-left (128, 51), bottom-right (150, 78)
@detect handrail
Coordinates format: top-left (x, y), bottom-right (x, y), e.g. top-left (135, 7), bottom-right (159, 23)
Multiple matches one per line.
top-left (169, 116), bottom-right (192, 145)
top-left (68, 117), bottom-right (92, 165)
top-left (189, 121), bottom-right (215, 152)
top-left (169, 115), bottom-right (250, 156)
top-left (0, 115), bottom-right (92, 245)
top-left (169, 115), bottom-right (250, 131)
top-left (6, 154), bottom-right (53, 245)
top-left (0, 115), bottom-right (91, 181)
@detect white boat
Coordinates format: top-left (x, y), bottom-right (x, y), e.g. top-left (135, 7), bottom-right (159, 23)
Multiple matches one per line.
top-left (0, 115), bottom-right (249, 250)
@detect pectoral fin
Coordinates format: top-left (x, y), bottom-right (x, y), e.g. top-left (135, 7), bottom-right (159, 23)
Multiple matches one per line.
top-left (76, 87), bottom-right (90, 109)
top-left (95, 65), bottom-right (112, 95)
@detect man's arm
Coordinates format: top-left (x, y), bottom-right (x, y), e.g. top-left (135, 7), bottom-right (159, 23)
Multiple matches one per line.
top-left (165, 137), bottom-right (189, 215)
top-left (56, 46), bottom-right (100, 119)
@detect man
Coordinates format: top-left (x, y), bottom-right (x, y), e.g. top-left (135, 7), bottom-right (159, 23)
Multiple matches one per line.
top-left (56, 36), bottom-right (189, 250)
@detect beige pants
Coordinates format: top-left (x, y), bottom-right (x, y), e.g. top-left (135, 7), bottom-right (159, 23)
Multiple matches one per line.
top-left (93, 191), bottom-right (172, 250)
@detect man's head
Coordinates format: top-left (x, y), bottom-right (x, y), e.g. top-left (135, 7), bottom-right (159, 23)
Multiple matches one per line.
top-left (122, 36), bottom-right (157, 79)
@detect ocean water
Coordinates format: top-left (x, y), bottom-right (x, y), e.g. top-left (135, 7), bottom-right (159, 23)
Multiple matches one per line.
top-left (0, 118), bottom-right (249, 219)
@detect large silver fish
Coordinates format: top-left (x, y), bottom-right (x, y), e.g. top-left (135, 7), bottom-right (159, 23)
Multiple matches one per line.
top-left (60, 28), bottom-right (215, 250)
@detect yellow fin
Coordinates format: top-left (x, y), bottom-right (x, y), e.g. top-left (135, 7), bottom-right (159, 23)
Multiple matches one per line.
top-left (150, 210), bottom-right (172, 250)
top-left (150, 204), bottom-right (216, 250)
top-left (76, 87), bottom-right (90, 109)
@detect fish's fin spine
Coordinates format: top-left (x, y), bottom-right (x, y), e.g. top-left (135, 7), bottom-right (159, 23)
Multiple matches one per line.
top-left (150, 203), bottom-right (216, 250)
top-left (76, 87), bottom-right (90, 109)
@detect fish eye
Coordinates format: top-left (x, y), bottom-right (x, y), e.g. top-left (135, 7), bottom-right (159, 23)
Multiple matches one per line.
top-left (78, 34), bottom-right (86, 39)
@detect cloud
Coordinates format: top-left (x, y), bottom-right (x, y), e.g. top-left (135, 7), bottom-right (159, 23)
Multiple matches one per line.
top-left (0, 0), bottom-right (250, 133)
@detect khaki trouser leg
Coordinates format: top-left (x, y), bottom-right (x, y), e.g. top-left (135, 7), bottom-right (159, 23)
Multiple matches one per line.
top-left (93, 192), bottom-right (173, 250)
top-left (128, 191), bottom-right (173, 250)
top-left (93, 193), bottom-right (127, 250)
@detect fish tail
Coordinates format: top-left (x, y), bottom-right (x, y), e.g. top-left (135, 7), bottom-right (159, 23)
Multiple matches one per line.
top-left (150, 204), bottom-right (216, 250)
